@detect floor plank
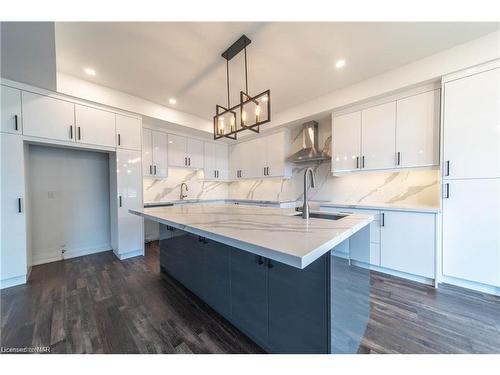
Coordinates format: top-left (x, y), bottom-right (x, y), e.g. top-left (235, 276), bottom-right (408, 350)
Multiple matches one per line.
top-left (1, 241), bottom-right (499, 354)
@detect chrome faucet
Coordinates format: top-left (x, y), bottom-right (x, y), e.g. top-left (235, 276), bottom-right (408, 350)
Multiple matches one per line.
top-left (180, 183), bottom-right (188, 200)
top-left (302, 167), bottom-right (316, 219)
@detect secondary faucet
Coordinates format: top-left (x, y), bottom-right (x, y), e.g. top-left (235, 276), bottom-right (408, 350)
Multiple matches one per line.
top-left (302, 167), bottom-right (316, 219)
top-left (180, 183), bottom-right (188, 200)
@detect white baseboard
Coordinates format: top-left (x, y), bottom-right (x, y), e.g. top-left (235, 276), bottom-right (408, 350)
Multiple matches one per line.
top-left (350, 259), bottom-right (435, 286)
top-left (31, 243), bottom-right (111, 266)
top-left (440, 275), bottom-right (500, 296)
top-left (114, 249), bottom-right (144, 260)
top-left (0, 274), bottom-right (27, 289)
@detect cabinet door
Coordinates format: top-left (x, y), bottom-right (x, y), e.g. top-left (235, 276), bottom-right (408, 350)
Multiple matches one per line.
top-left (380, 211), bottom-right (435, 278)
top-left (396, 90), bottom-right (440, 168)
top-left (230, 250), bottom-right (268, 344)
top-left (168, 134), bottom-right (187, 167)
top-left (142, 128), bottom-right (153, 176)
top-left (443, 68), bottom-right (500, 179)
top-left (75, 104), bottom-right (116, 148)
top-left (22, 91), bottom-right (75, 142)
top-left (332, 111), bottom-right (361, 172)
top-left (0, 133), bottom-right (27, 282)
top-left (442, 179), bottom-right (500, 286)
top-left (203, 240), bottom-right (231, 318)
top-left (361, 102), bottom-right (396, 170)
top-left (265, 131), bottom-right (289, 178)
top-left (268, 255), bottom-right (328, 353)
top-left (229, 143), bottom-right (242, 179)
top-left (187, 138), bottom-right (204, 169)
top-left (152, 130), bottom-right (168, 178)
top-left (116, 114), bottom-right (141, 151)
top-left (204, 142), bottom-right (216, 179)
top-left (249, 137), bottom-right (266, 177)
top-left (215, 142), bottom-right (229, 180)
top-left (116, 149), bottom-right (143, 255)
top-left (1, 86), bottom-right (22, 134)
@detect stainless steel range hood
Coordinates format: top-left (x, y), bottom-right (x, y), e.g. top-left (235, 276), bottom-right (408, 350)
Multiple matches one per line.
top-left (286, 121), bottom-right (330, 163)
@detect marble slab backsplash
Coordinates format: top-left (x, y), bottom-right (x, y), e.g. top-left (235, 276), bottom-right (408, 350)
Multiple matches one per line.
top-left (143, 167), bottom-right (228, 203)
top-left (144, 118), bottom-right (440, 208)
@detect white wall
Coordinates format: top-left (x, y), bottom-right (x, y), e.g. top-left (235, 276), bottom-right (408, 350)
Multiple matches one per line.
top-left (0, 22), bottom-right (57, 91)
top-left (57, 72), bottom-right (213, 133)
top-left (27, 145), bottom-right (111, 265)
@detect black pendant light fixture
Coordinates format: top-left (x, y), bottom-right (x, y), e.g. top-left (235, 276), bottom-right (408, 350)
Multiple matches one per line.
top-left (214, 35), bottom-right (271, 140)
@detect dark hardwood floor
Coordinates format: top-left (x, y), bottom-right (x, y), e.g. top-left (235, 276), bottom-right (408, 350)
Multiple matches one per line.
top-left (1, 242), bottom-right (499, 354)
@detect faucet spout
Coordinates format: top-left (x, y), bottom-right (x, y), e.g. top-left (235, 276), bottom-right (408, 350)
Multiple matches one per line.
top-left (180, 183), bottom-right (189, 200)
top-left (302, 168), bottom-right (315, 219)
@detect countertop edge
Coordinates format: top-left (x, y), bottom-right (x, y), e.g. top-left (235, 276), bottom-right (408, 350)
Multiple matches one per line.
top-left (318, 202), bottom-right (441, 213)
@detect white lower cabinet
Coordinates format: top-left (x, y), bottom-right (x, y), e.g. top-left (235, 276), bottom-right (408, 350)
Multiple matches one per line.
top-left (0, 133), bottom-right (27, 287)
top-left (442, 178), bottom-right (500, 287)
top-left (114, 149), bottom-right (144, 258)
top-left (380, 211), bottom-right (435, 278)
top-left (22, 91), bottom-right (75, 142)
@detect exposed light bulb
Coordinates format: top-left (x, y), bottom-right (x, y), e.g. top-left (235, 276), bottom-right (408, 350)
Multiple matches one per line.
top-left (230, 116), bottom-right (235, 132)
top-left (218, 116), bottom-right (225, 135)
top-left (255, 104), bottom-right (261, 122)
top-left (241, 110), bottom-right (247, 126)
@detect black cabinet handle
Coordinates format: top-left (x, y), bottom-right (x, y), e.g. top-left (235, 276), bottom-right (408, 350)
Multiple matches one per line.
top-left (69, 125), bottom-right (73, 139)
top-left (149, 165), bottom-right (153, 175)
top-left (118, 134), bottom-right (121, 146)
top-left (188, 157), bottom-right (191, 166)
top-left (267, 259), bottom-right (274, 269)
top-left (356, 156), bottom-right (359, 169)
top-left (198, 236), bottom-right (208, 243)
top-left (18, 198), bottom-right (22, 213)
top-left (14, 115), bottom-right (19, 131)
top-left (381, 213), bottom-right (385, 227)
top-left (119, 195), bottom-right (122, 207)
top-left (154, 165), bottom-right (157, 175)
top-left (443, 183), bottom-right (450, 199)
top-left (77, 126), bottom-right (81, 140)
top-left (185, 157), bottom-right (187, 166)
top-left (258, 256), bottom-right (264, 265)
top-left (362, 156), bottom-right (365, 168)
top-left (214, 170), bottom-right (217, 178)
top-left (217, 170), bottom-right (219, 178)
top-left (445, 160), bottom-right (450, 177)
top-left (397, 151), bottom-right (401, 166)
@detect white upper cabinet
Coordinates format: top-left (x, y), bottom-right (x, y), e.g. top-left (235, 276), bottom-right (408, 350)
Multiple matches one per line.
top-left (264, 131), bottom-right (290, 178)
top-left (442, 178), bottom-right (500, 287)
top-left (361, 102), bottom-right (396, 170)
top-left (380, 211), bottom-right (435, 278)
top-left (22, 91), bottom-right (75, 142)
top-left (229, 141), bottom-right (245, 179)
top-left (116, 114), bottom-right (142, 151)
top-left (186, 138), bottom-right (204, 169)
top-left (332, 111), bottom-right (361, 172)
top-left (142, 128), bottom-right (153, 175)
top-left (443, 68), bottom-right (500, 179)
top-left (396, 89), bottom-right (440, 168)
top-left (204, 142), bottom-right (228, 180)
top-left (167, 134), bottom-right (204, 169)
top-left (143, 129), bottom-right (168, 178)
top-left (75, 104), bottom-right (116, 148)
top-left (1, 85), bottom-right (22, 134)
top-left (167, 134), bottom-right (187, 167)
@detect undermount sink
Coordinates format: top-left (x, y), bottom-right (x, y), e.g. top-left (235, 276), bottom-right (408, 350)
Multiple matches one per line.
top-left (292, 211), bottom-right (347, 220)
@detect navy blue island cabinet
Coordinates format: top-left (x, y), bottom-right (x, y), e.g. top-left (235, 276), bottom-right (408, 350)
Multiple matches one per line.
top-left (159, 224), bottom-right (370, 354)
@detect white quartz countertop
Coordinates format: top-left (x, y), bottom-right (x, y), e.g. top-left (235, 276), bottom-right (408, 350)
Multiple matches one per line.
top-left (130, 204), bottom-right (373, 269)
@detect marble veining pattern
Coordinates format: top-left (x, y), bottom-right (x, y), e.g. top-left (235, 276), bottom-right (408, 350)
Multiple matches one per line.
top-left (130, 204), bottom-right (373, 268)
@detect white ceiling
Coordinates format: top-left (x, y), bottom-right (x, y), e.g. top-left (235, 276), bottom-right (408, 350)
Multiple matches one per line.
top-left (55, 22), bottom-right (499, 120)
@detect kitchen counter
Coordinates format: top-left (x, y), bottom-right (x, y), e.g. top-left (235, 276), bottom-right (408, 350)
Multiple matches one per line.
top-left (130, 204), bottom-right (372, 269)
top-left (143, 199), bottom-right (296, 208)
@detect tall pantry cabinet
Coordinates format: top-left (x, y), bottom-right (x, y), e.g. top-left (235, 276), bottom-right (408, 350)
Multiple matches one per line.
top-left (441, 62), bottom-right (500, 289)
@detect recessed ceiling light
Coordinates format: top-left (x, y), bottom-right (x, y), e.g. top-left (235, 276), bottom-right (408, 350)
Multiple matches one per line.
top-left (335, 59), bottom-right (346, 69)
top-left (84, 67), bottom-right (96, 76)
top-left (169, 98), bottom-right (177, 105)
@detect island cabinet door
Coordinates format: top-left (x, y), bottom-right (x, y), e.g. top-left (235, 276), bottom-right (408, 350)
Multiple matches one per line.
top-left (267, 255), bottom-right (329, 354)
top-left (230, 250), bottom-right (269, 345)
top-left (202, 240), bottom-right (231, 318)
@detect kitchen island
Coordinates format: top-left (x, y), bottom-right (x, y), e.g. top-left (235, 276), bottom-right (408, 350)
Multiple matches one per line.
top-left (130, 204), bottom-right (373, 353)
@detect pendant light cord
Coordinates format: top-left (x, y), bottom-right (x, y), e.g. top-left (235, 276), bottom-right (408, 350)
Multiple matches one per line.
top-left (244, 46), bottom-right (248, 94)
top-left (226, 59), bottom-right (230, 108)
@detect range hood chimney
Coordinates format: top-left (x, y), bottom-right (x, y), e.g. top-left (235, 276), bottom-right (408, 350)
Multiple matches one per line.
top-left (286, 121), bottom-right (330, 163)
